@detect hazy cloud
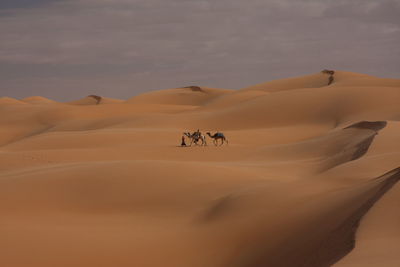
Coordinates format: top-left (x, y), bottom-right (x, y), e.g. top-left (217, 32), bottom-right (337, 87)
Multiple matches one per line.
top-left (0, 0), bottom-right (399, 100)
top-left (0, 0), bottom-right (64, 10)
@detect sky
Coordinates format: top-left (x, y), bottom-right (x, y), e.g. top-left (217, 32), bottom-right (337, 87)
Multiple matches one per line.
top-left (0, 0), bottom-right (399, 101)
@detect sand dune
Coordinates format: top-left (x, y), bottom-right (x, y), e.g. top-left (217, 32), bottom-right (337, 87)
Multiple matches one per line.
top-left (242, 71), bottom-right (400, 93)
top-left (242, 72), bottom-right (337, 92)
top-left (21, 96), bottom-right (57, 104)
top-left (67, 95), bottom-right (124, 105)
top-left (127, 86), bottom-right (233, 106)
top-left (0, 97), bottom-right (27, 105)
top-left (0, 71), bottom-right (399, 267)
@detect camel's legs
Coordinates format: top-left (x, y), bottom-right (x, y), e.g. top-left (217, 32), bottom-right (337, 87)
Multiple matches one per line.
top-left (195, 138), bottom-right (201, 146)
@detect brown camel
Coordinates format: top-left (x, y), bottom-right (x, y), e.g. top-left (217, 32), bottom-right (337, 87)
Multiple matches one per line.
top-left (206, 132), bottom-right (228, 146)
top-left (183, 131), bottom-right (207, 146)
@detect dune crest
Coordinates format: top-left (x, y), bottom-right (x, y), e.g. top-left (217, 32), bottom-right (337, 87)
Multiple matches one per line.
top-left (0, 97), bottom-right (27, 105)
top-left (21, 96), bottom-right (57, 104)
top-left (127, 86), bottom-right (233, 106)
top-left (67, 95), bottom-right (123, 105)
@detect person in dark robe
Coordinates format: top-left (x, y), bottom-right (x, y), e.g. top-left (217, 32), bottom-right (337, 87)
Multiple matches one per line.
top-left (181, 135), bottom-right (187, 147)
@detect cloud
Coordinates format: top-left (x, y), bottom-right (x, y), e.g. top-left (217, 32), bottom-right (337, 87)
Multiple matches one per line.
top-left (324, 0), bottom-right (400, 24)
top-left (0, 0), bottom-right (64, 10)
top-left (0, 0), bottom-right (399, 100)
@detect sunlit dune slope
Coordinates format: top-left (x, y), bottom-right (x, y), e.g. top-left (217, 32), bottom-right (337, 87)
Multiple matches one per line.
top-left (241, 71), bottom-right (398, 93)
top-left (21, 96), bottom-right (57, 104)
top-left (168, 85), bottom-right (400, 130)
top-left (67, 95), bottom-right (124, 105)
top-left (127, 86), bottom-right (233, 106)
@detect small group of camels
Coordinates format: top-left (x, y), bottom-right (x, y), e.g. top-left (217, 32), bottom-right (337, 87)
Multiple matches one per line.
top-left (182, 130), bottom-right (228, 146)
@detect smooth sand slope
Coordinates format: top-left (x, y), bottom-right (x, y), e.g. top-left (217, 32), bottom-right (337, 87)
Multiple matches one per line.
top-left (0, 71), bottom-right (399, 267)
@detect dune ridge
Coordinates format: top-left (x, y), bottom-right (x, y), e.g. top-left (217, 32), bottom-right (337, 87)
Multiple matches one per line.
top-left (0, 97), bottom-right (27, 105)
top-left (67, 95), bottom-right (124, 105)
top-left (305, 168), bottom-right (400, 267)
top-left (0, 71), bottom-right (399, 267)
top-left (21, 96), bottom-right (57, 104)
top-left (217, 168), bottom-right (400, 267)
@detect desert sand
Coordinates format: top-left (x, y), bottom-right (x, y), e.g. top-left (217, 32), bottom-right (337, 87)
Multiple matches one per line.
top-left (0, 71), bottom-right (399, 267)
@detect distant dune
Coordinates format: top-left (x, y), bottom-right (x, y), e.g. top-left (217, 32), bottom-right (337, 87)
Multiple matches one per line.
top-left (0, 97), bottom-right (27, 105)
top-left (127, 86), bottom-right (233, 106)
top-left (67, 95), bottom-right (124, 105)
top-left (0, 71), bottom-right (399, 267)
top-left (21, 96), bottom-right (57, 104)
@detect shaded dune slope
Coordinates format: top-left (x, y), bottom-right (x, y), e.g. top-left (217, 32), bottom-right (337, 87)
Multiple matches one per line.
top-left (248, 121), bottom-right (387, 174)
top-left (211, 168), bottom-right (400, 267)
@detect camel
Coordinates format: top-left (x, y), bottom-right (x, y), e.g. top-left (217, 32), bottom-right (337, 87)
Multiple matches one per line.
top-left (206, 132), bottom-right (228, 146)
top-left (183, 131), bottom-right (207, 146)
